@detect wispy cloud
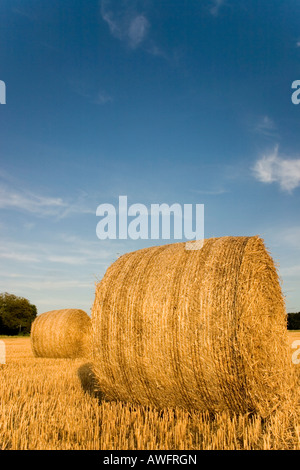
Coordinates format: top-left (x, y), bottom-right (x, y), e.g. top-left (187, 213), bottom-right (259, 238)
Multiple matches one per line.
top-left (68, 77), bottom-right (113, 105)
top-left (127, 14), bottom-right (149, 48)
top-left (100, 1), bottom-right (175, 62)
top-left (191, 188), bottom-right (228, 196)
top-left (94, 90), bottom-right (113, 105)
top-left (0, 250), bottom-right (40, 263)
top-left (253, 145), bottom-right (300, 193)
top-left (0, 234), bottom-right (123, 315)
top-left (0, 172), bottom-right (94, 218)
top-left (280, 265), bottom-right (300, 277)
top-left (0, 186), bottom-right (66, 215)
top-left (100, 0), bottom-right (150, 49)
top-left (274, 227), bottom-right (300, 250)
top-left (210, 0), bottom-right (226, 16)
top-left (47, 255), bottom-right (88, 265)
top-left (253, 115), bottom-right (277, 138)
top-left (12, 7), bottom-right (37, 21)
top-left (56, 198), bottom-right (95, 219)
top-left (0, 241), bottom-right (42, 265)
top-left (0, 234), bottom-right (120, 268)
top-left (0, 277), bottom-right (91, 291)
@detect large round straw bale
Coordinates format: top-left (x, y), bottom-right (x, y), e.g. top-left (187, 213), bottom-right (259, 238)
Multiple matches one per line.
top-left (91, 236), bottom-right (296, 416)
top-left (31, 309), bottom-right (91, 358)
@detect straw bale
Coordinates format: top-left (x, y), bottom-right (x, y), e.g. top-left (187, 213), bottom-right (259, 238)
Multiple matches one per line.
top-left (91, 236), bottom-right (295, 416)
top-left (31, 309), bottom-right (91, 358)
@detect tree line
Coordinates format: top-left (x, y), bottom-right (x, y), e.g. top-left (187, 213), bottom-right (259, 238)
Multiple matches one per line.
top-left (0, 292), bottom-right (37, 335)
top-left (287, 312), bottom-right (300, 330)
top-left (0, 291), bottom-right (299, 335)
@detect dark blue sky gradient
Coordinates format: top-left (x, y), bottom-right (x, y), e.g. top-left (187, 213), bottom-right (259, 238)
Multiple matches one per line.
top-left (1, 0), bottom-right (300, 312)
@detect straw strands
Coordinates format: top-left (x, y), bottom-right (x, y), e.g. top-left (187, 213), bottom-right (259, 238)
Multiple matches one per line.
top-left (31, 309), bottom-right (91, 359)
top-left (91, 236), bottom-right (296, 416)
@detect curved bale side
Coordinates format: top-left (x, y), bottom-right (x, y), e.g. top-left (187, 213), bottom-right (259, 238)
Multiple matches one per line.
top-left (91, 236), bottom-right (296, 417)
top-left (31, 309), bottom-right (91, 359)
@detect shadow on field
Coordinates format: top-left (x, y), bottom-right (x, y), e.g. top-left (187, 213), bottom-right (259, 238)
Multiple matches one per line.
top-left (77, 362), bottom-right (104, 403)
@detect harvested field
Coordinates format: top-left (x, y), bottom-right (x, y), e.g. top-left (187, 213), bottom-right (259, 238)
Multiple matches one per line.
top-left (0, 335), bottom-right (299, 450)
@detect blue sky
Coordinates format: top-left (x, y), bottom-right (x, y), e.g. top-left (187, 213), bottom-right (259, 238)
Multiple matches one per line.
top-left (1, 0), bottom-right (300, 314)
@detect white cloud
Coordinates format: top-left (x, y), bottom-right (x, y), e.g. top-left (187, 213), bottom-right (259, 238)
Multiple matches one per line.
top-left (0, 234), bottom-right (125, 313)
top-left (128, 15), bottom-right (149, 48)
top-left (0, 240), bottom-right (43, 264)
top-left (94, 90), bottom-right (113, 105)
top-left (0, 276), bottom-right (91, 291)
top-left (0, 186), bottom-right (65, 215)
top-left (0, 235), bottom-right (120, 269)
top-left (47, 255), bottom-right (88, 265)
top-left (274, 227), bottom-right (300, 250)
top-left (0, 251), bottom-right (40, 263)
top-left (191, 188), bottom-right (228, 195)
top-left (210, 0), bottom-right (225, 16)
top-left (57, 201), bottom-right (95, 219)
top-left (280, 265), bottom-right (300, 277)
top-left (253, 115), bottom-right (277, 137)
top-left (253, 146), bottom-right (300, 192)
top-left (0, 176), bottom-right (94, 218)
top-left (68, 77), bottom-right (113, 105)
top-left (101, 1), bottom-right (150, 49)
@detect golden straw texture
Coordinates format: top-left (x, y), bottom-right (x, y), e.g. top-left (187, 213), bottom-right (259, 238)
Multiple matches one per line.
top-left (91, 236), bottom-right (296, 417)
top-left (31, 309), bottom-right (91, 359)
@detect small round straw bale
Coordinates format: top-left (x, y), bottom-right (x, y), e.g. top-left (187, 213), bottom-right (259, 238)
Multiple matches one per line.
top-left (91, 236), bottom-right (296, 416)
top-left (31, 309), bottom-right (91, 358)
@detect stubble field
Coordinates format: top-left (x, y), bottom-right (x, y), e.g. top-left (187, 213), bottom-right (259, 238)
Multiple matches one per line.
top-left (0, 334), bottom-right (299, 450)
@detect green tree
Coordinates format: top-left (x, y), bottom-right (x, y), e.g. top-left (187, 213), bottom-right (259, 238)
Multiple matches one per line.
top-left (0, 292), bottom-right (37, 335)
top-left (287, 312), bottom-right (300, 330)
